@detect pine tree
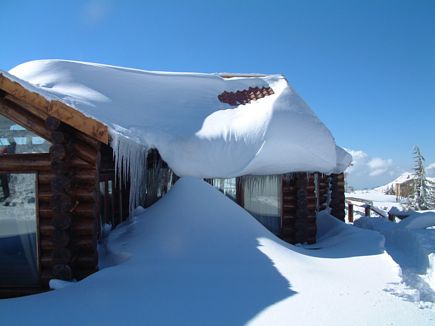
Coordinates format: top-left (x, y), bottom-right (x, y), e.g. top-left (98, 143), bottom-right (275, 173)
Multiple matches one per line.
top-left (409, 146), bottom-right (434, 210)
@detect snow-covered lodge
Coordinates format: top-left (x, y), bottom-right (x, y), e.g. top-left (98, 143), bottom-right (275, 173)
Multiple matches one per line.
top-left (0, 60), bottom-right (351, 297)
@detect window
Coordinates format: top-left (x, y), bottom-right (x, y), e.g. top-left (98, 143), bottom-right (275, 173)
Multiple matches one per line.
top-left (0, 173), bottom-right (39, 286)
top-left (0, 114), bottom-right (50, 286)
top-left (0, 115), bottom-right (50, 154)
top-left (210, 178), bottom-right (237, 201)
top-left (242, 176), bottom-right (282, 235)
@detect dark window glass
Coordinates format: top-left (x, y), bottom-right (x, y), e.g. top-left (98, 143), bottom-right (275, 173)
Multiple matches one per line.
top-left (242, 176), bottom-right (282, 235)
top-left (211, 178), bottom-right (237, 201)
top-left (0, 173), bottom-right (38, 286)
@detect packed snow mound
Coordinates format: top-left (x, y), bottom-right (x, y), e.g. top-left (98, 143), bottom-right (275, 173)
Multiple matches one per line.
top-left (2, 177), bottom-right (434, 325)
top-left (399, 212), bottom-right (435, 230)
top-left (7, 59), bottom-right (351, 177)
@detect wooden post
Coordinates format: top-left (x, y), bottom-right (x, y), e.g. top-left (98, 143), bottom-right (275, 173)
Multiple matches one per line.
top-left (348, 203), bottom-right (354, 223)
top-left (364, 205), bottom-right (370, 217)
top-left (388, 213), bottom-right (395, 221)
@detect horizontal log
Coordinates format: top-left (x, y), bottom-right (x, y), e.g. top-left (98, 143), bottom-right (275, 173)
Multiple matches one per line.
top-left (0, 153), bottom-right (51, 172)
top-left (281, 228), bottom-right (295, 237)
top-left (51, 248), bottom-right (71, 264)
top-left (39, 189), bottom-right (97, 203)
top-left (40, 219), bottom-right (96, 236)
top-left (51, 213), bottom-right (72, 230)
top-left (51, 158), bottom-right (71, 174)
top-left (50, 175), bottom-right (72, 193)
top-left (40, 254), bottom-right (98, 268)
top-left (38, 172), bottom-right (55, 185)
top-left (72, 142), bottom-right (98, 166)
top-left (282, 221), bottom-right (296, 228)
top-left (40, 238), bottom-right (95, 250)
top-left (70, 157), bottom-right (95, 168)
top-left (39, 205), bottom-right (96, 219)
top-left (39, 170), bottom-right (96, 185)
top-left (50, 193), bottom-right (74, 212)
top-left (51, 229), bottom-right (70, 247)
top-left (72, 129), bottom-right (100, 149)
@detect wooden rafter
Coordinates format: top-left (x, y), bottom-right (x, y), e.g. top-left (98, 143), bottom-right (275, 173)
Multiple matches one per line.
top-left (0, 73), bottom-right (109, 144)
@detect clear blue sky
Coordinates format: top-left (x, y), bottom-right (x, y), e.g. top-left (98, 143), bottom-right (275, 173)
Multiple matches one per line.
top-left (1, 0), bottom-right (434, 187)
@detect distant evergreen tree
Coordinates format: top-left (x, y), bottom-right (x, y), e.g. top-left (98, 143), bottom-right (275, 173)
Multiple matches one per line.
top-left (409, 146), bottom-right (434, 210)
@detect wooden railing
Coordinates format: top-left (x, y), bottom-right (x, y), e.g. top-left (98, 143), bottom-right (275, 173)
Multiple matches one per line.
top-left (346, 197), bottom-right (390, 222)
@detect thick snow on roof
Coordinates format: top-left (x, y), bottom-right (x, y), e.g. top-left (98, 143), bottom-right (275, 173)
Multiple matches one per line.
top-left (1, 178), bottom-right (433, 325)
top-left (7, 60), bottom-right (351, 177)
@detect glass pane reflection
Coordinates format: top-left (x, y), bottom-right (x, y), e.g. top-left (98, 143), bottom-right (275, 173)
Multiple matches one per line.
top-left (0, 173), bottom-right (38, 286)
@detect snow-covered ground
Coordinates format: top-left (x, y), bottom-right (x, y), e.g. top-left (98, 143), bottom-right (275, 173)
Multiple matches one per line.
top-left (355, 212), bottom-right (435, 303)
top-left (346, 188), bottom-right (406, 218)
top-left (0, 178), bottom-right (433, 325)
top-left (375, 172), bottom-right (435, 194)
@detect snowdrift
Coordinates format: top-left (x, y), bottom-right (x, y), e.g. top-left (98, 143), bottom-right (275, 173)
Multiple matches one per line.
top-left (5, 60), bottom-right (351, 178)
top-left (399, 211), bottom-right (435, 230)
top-left (1, 178), bottom-right (433, 325)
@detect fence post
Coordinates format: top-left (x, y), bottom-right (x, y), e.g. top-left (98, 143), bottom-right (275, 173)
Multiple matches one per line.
top-left (348, 203), bottom-right (354, 222)
top-left (364, 205), bottom-right (370, 217)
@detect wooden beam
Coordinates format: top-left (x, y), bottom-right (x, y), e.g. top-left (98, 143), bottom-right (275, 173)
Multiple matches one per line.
top-left (0, 74), bottom-right (50, 111)
top-left (48, 100), bottom-right (108, 144)
top-left (0, 73), bottom-right (109, 144)
top-left (0, 98), bottom-right (51, 140)
top-left (4, 94), bottom-right (49, 121)
top-left (0, 153), bottom-right (51, 172)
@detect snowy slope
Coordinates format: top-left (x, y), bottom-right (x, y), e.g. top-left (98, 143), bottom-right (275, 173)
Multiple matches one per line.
top-left (0, 178), bottom-right (433, 325)
top-left (4, 60), bottom-right (351, 177)
top-left (375, 171), bottom-right (435, 193)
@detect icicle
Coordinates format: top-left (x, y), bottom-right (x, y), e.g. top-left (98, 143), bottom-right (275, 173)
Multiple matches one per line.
top-left (111, 131), bottom-right (148, 217)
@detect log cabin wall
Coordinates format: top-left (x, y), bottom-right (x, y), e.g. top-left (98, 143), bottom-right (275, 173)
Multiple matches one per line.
top-left (0, 92), bottom-right (103, 291)
top-left (317, 173), bottom-right (329, 212)
top-left (305, 173), bottom-right (317, 244)
top-left (329, 173), bottom-right (346, 221)
top-left (40, 117), bottom-right (100, 283)
top-left (280, 173), bottom-right (317, 245)
top-left (281, 174), bottom-right (297, 243)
